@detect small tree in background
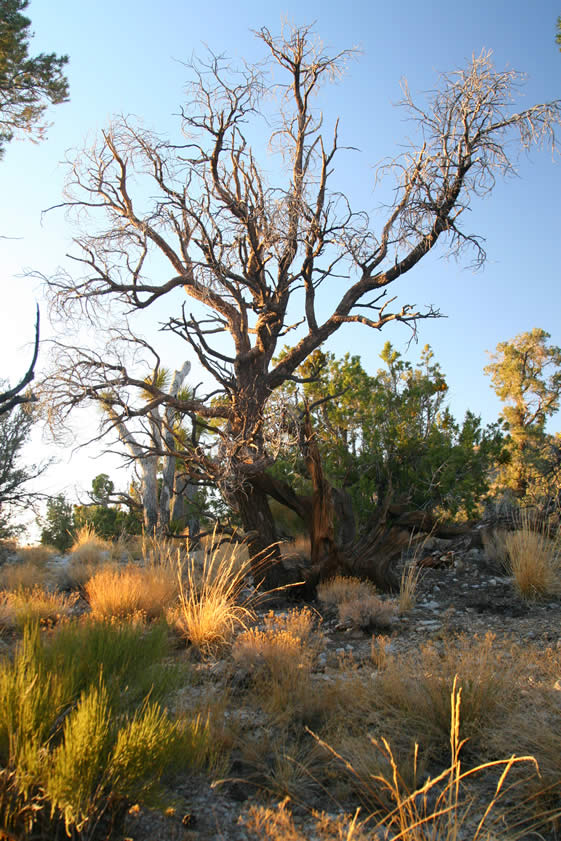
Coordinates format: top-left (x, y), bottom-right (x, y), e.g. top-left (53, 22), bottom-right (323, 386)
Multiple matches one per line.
top-left (485, 328), bottom-right (561, 504)
top-left (40, 494), bottom-right (73, 551)
top-left (0, 398), bottom-right (48, 537)
top-left (0, 0), bottom-right (69, 157)
top-left (271, 343), bottom-right (504, 533)
top-left (72, 473), bottom-right (143, 539)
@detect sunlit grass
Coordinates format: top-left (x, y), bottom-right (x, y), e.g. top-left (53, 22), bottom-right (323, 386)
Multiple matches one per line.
top-left (0, 586), bottom-right (77, 630)
top-left (168, 533), bottom-right (258, 654)
top-left (85, 563), bottom-right (178, 619)
top-left (372, 633), bottom-right (522, 760)
top-left (70, 524), bottom-right (111, 563)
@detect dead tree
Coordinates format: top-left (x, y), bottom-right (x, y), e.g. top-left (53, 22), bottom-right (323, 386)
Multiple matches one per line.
top-left (42, 25), bottom-right (560, 588)
top-left (40, 331), bottom-right (199, 535)
top-left (0, 305), bottom-right (39, 415)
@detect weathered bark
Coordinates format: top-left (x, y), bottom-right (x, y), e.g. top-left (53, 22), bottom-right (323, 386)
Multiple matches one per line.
top-left (171, 475), bottom-right (200, 544)
top-left (301, 413), bottom-right (344, 582)
top-left (233, 479), bottom-right (286, 593)
top-left (142, 464), bottom-right (159, 535)
top-left (388, 505), bottom-right (476, 537)
top-left (158, 361), bottom-right (191, 529)
top-left (235, 419), bottom-right (407, 594)
top-left (105, 407), bottom-right (159, 534)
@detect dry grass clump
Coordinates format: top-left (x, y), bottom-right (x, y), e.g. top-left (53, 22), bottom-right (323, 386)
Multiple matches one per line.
top-left (0, 586), bottom-right (78, 629)
top-left (70, 524), bottom-right (111, 563)
top-left (139, 533), bottom-right (187, 569)
top-left (54, 524), bottom-right (116, 591)
top-left (317, 575), bottom-right (376, 608)
top-left (85, 563), bottom-right (178, 619)
top-left (373, 633), bottom-right (521, 759)
top-left (232, 608), bottom-right (325, 724)
top-left (481, 527), bottom-right (510, 568)
top-left (399, 559), bottom-right (424, 612)
top-left (0, 546), bottom-right (58, 592)
top-left (245, 735), bottom-right (327, 805)
top-left (60, 555), bottom-right (116, 592)
top-left (317, 576), bottom-right (394, 630)
top-left (233, 608), bottom-right (321, 674)
top-left (15, 544), bottom-right (58, 565)
top-left (244, 798), bottom-right (373, 841)
top-left (371, 634), bottom-right (392, 671)
top-left (307, 679), bottom-right (541, 841)
top-left (169, 538), bottom-right (256, 654)
top-left (0, 560), bottom-right (49, 591)
top-left (503, 515), bottom-right (561, 599)
top-left (488, 644), bottom-right (561, 810)
top-left (338, 593), bottom-right (395, 631)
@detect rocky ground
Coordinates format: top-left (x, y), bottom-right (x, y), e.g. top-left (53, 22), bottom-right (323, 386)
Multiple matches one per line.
top-left (119, 534), bottom-right (561, 841)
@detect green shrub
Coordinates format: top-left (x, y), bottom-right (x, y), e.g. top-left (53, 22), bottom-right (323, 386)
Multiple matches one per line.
top-left (46, 682), bottom-right (114, 834)
top-left (45, 617), bottom-right (181, 710)
top-left (0, 620), bottom-right (203, 839)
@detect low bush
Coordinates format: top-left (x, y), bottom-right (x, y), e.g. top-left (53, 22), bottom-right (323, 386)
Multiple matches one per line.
top-left (0, 620), bottom-right (203, 839)
top-left (45, 616), bottom-right (181, 710)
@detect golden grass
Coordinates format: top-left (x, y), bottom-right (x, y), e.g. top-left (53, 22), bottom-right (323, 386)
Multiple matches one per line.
top-left (85, 563), bottom-right (178, 619)
top-left (0, 545), bottom-right (58, 593)
top-left (0, 560), bottom-right (49, 591)
top-left (139, 533), bottom-right (187, 568)
top-left (487, 642), bottom-right (561, 813)
top-left (316, 573), bottom-right (395, 630)
top-left (0, 586), bottom-right (78, 629)
top-left (278, 535), bottom-right (311, 560)
top-left (308, 678), bottom-right (541, 841)
top-left (169, 536), bottom-right (257, 654)
top-left (70, 524), bottom-right (111, 562)
top-left (504, 514), bottom-right (561, 599)
top-left (233, 608), bottom-right (320, 675)
top-left (372, 633), bottom-right (522, 759)
top-left (15, 544), bottom-right (58, 565)
top-left (232, 608), bottom-right (325, 724)
top-left (371, 634), bottom-right (392, 671)
top-left (317, 575), bottom-right (377, 608)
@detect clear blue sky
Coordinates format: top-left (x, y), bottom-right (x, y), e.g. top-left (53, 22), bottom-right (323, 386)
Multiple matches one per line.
top-left (1, 0), bottom-right (560, 522)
